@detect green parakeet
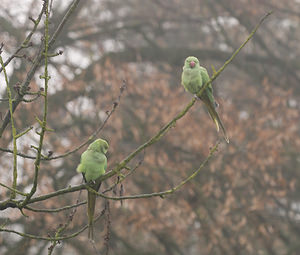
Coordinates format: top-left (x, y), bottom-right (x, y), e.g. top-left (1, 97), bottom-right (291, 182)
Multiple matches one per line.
top-left (181, 56), bottom-right (229, 143)
top-left (77, 138), bottom-right (109, 239)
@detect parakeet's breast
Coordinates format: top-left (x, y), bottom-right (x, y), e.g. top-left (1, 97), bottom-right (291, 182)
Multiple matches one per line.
top-left (78, 151), bottom-right (107, 182)
top-left (181, 67), bottom-right (202, 94)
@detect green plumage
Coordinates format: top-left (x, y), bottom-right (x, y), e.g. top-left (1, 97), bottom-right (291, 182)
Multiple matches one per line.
top-left (77, 138), bottom-right (109, 239)
top-left (181, 56), bottom-right (229, 143)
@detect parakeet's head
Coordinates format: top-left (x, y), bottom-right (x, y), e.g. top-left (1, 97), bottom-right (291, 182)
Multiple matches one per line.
top-left (88, 138), bottom-right (109, 154)
top-left (183, 56), bottom-right (200, 69)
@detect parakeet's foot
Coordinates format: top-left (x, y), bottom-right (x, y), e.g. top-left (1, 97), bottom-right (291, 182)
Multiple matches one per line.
top-left (224, 136), bottom-right (230, 144)
top-left (89, 238), bottom-right (95, 244)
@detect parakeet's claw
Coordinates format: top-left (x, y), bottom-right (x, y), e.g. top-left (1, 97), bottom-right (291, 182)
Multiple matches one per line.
top-left (90, 180), bottom-right (96, 185)
top-left (224, 136), bottom-right (230, 144)
top-left (194, 94), bottom-right (200, 100)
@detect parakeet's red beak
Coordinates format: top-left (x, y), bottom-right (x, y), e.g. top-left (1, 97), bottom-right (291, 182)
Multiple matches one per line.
top-left (190, 61), bottom-right (195, 68)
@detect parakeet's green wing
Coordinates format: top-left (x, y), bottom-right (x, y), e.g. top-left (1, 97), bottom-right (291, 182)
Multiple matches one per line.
top-left (199, 67), bottom-right (213, 101)
top-left (200, 67), bottom-right (229, 143)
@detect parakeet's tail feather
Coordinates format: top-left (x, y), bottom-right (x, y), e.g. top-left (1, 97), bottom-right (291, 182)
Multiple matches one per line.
top-left (204, 100), bottom-right (229, 143)
top-left (205, 101), bottom-right (220, 132)
top-left (87, 181), bottom-right (102, 240)
top-left (212, 113), bottom-right (220, 132)
top-left (88, 191), bottom-right (96, 240)
top-left (212, 114), bottom-right (220, 132)
top-left (88, 222), bottom-right (94, 240)
top-left (217, 115), bottom-right (229, 143)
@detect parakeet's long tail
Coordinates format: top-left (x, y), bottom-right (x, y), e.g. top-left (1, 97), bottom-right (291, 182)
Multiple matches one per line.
top-left (87, 181), bottom-right (102, 240)
top-left (87, 191), bottom-right (96, 240)
top-left (203, 100), bottom-right (229, 143)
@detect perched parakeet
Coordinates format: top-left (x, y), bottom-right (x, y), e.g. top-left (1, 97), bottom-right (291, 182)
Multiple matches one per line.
top-left (181, 56), bottom-right (229, 143)
top-left (77, 138), bottom-right (109, 239)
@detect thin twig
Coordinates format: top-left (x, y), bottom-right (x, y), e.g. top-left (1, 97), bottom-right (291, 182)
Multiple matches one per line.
top-left (0, 55), bottom-right (18, 199)
top-left (0, 225), bottom-right (87, 241)
top-left (102, 150), bottom-right (145, 194)
top-left (0, 182), bottom-right (27, 196)
top-left (104, 200), bottom-right (110, 255)
top-left (24, 201), bottom-right (86, 213)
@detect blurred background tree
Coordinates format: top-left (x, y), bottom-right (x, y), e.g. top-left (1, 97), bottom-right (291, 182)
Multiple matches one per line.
top-left (0, 0), bottom-right (299, 254)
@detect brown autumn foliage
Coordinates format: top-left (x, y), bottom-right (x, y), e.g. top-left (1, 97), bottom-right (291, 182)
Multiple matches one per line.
top-left (0, 0), bottom-right (299, 254)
